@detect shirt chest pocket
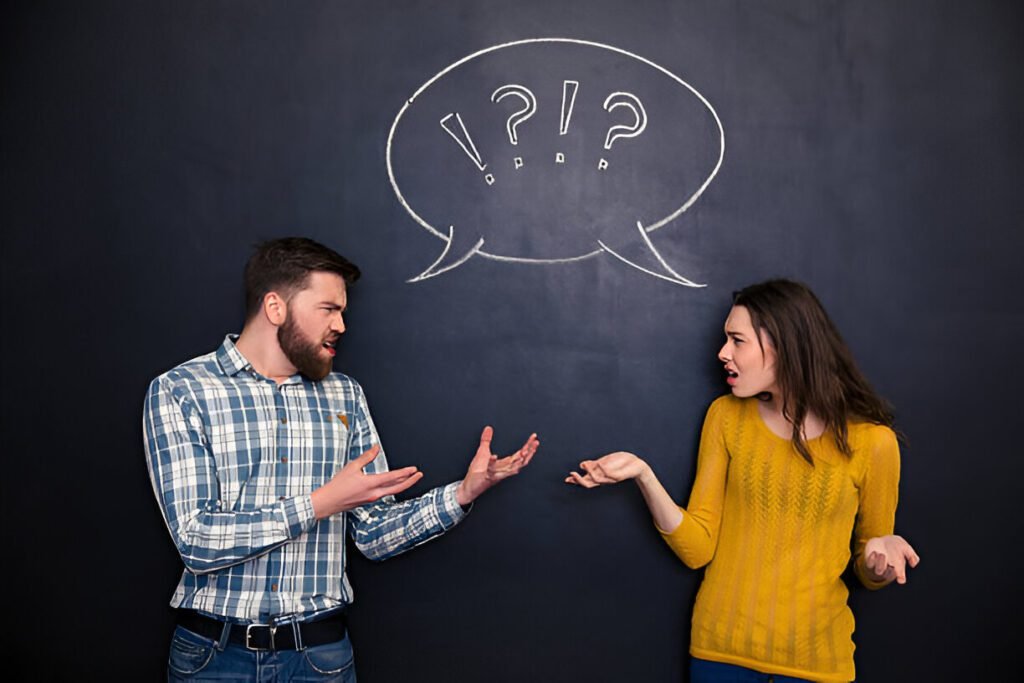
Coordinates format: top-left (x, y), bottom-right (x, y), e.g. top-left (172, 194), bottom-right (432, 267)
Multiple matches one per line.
top-left (289, 410), bottom-right (351, 474)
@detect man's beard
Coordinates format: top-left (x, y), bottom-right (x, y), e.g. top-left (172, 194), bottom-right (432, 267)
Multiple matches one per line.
top-left (278, 315), bottom-right (332, 381)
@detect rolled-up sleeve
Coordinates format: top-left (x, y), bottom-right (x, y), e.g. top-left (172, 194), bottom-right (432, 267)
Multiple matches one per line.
top-left (343, 383), bottom-right (467, 561)
top-left (143, 375), bottom-right (316, 574)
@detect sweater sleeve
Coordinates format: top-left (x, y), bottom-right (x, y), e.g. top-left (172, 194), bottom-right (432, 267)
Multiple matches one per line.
top-left (658, 398), bottom-right (730, 569)
top-left (852, 425), bottom-right (901, 589)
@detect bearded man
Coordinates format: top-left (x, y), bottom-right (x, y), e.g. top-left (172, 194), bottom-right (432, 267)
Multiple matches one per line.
top-left (143, 237), bottom-right (538, 681)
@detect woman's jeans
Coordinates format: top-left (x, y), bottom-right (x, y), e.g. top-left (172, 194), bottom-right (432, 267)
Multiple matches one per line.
top-left (691, 657), bottom-right (821, 683)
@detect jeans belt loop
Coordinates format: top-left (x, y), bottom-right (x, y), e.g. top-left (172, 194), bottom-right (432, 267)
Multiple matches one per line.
top-left (291, 620), bottom-right (305, 651)
top-left (216, 619), bottom-right (232, 652)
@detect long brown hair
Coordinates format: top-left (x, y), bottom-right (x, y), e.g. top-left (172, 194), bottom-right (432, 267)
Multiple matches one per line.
top-left (732, 279), bottom-right (895, 463)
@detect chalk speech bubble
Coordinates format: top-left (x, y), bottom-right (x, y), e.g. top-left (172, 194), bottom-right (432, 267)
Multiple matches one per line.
top-left (386, 38), bottom-right (725, 285)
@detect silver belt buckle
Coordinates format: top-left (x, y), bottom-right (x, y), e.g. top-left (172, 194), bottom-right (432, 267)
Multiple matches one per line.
top-left (245, 623), bottom-right (276, 651)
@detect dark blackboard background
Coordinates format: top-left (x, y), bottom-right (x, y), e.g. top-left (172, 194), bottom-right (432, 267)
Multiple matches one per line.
top-left (3, 1), bottom-right (1021, 680)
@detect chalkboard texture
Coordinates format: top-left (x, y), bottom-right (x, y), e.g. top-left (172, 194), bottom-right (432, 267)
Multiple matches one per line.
top-left (2, 1), bottom-right (1021, 680)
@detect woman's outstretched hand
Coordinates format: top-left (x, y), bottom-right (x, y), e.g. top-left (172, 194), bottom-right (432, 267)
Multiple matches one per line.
top-left (565, 451), bottom-right (650, 487)
top-left (566, 451), bottom-right (682, 532)
top-left (864, 534), bottom-right (920, 585)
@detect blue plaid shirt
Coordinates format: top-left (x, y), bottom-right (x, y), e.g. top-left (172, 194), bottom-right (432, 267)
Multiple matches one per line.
top-left (143, 335), bottom-right (467, 622)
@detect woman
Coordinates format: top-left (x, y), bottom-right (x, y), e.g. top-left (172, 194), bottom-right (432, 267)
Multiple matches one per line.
top-left (566, 280), bottom-right (919, 683)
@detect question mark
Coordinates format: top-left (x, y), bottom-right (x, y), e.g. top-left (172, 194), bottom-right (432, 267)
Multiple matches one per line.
top-left (491, 84), bottom-right (537, 169)
top-left (599, 92), bottom-right (647, 170)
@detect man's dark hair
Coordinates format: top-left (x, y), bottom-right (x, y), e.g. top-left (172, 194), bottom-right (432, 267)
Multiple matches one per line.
top-left (244, 237), bottom-right (361, 319)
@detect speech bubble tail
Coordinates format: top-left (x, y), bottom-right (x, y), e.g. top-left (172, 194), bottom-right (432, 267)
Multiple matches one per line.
top-left (597, 221), bottom-right (706, 287)
top-left (408, 225), bottom-right (485, 283)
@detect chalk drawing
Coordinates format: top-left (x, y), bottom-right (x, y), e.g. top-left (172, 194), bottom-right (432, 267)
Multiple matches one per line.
top-left (599, 92), bottom-right (647, 170)
top-left (599, 222), bottom-right (703, 287)
top-left (387, 38), bottom-right (725, 287)
top-left (560, 80), bottom-right (580, 135)
top-left (491, 85), bottom-right (537, 145)
top-left (439, 112), bottom-right (486, 171)
top-left (555, 79), bottom-right (579, 166)
top-left (408, 225), bottom-right (485, 282)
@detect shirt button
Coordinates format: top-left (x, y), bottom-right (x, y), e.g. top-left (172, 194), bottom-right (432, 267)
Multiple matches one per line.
top-left (280, 417), bottom-right (288, 424)
top-left (281, 456), bottom-right (288, 463)
top-left (271, 584), bottom-right (278, 592)
top-left (278, 496), bottom-right (286, 501)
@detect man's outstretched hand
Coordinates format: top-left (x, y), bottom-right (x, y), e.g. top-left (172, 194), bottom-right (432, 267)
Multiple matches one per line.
top-left (455, 427), bottom-right (539, 507)
top-left (311, 445), bottom-right (424, 520)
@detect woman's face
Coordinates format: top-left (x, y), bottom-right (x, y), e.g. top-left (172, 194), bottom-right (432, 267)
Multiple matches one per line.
top-left (718, 305), bottom-right (779, 398)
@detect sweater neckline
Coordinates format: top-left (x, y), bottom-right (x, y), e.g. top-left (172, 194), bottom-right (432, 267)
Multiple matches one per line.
top-left (749, 399), bottom-right (828, 445)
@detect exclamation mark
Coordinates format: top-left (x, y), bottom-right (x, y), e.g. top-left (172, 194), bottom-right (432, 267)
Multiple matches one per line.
top-left (555, 80), bottom-right (579, 165)
top-left (440, 113), bottom-right (494, 185)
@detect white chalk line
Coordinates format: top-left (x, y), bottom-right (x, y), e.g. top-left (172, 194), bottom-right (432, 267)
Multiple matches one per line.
top-left (560, 80), bottom-right (579, 135)
top-left (439, 113), bottom-right (486, 171)
top-left (597, 221), bottom-right (705, 288)
top-left (407, 225), bottom-right (485, 282)
top-left (603, 92), bottom-right (648, 150)
top-left (491, 85), bottom-right (537, 146)
top-left (385, 37), bottom-right (725, 266)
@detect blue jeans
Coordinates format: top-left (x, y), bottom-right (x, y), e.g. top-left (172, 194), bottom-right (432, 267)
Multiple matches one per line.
top-left (690, 658), bottom-right (818, 683)
top-left (167, 624), bottom-right (357, 682)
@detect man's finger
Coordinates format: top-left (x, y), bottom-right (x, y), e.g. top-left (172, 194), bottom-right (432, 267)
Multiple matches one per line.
top-left (523, 438), bottom-right (539, 460)
top-left (352, 445), bottom-right (381, 468)
top-left (375, 471), bottom-right (424, 499)
top-left (479, 426), bottom-right (494, 447)
top-left (908, 549), bottom-right (921, 567)
top-left (367, 466), bottom-right (419, 485)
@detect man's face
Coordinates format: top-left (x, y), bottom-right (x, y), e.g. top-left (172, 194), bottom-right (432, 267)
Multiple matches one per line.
top-left (277, 271), bottom-right (348, 380)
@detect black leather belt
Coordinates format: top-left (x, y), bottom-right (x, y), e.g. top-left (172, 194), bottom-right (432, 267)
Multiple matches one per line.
top-left (176, 609), bottom-right (347, 651)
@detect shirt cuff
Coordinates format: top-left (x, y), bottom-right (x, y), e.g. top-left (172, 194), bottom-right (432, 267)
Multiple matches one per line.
top-left (281, 495), bottom-right (316, 539)
top-left (437, 481), bottom-right (470, 529)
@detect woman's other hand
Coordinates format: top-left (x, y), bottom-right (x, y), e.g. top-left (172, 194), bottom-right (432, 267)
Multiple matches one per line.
top-left (864, 534), bottom-right (921, 585)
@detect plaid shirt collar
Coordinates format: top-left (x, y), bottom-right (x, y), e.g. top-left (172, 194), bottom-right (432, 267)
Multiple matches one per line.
top-left (215, 335), bottom-right (252, 377)
top-left (215, 334), bottom-right (310, 387)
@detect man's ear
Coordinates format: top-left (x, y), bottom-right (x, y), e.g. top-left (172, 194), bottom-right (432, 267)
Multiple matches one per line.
top-left (263, 291), bottom-right (287, 326)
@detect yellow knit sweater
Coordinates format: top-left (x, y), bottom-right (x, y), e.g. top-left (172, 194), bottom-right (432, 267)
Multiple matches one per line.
top-left (660, 395), bottom-right (900, 683)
